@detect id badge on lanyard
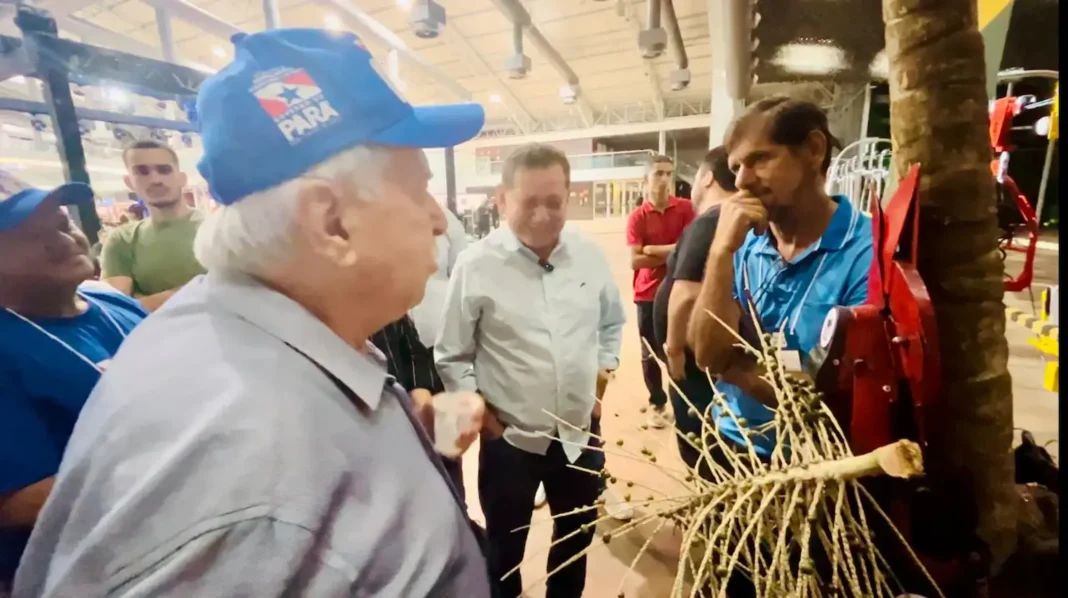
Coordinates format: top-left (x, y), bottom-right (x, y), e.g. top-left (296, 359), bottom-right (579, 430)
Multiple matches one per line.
top-left (769, 331), bottom-right (804, 373)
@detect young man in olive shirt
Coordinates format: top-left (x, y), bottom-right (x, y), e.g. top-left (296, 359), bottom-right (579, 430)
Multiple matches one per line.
top-left (652, 146), bottom-right (737, 472)
top-left (101, 140), bottom-right (206, 312)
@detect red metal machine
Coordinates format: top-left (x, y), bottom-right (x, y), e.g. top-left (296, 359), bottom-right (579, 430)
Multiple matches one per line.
top-left (807, 164), bottom-right (963, 592)
top-left (989, 95), bottom-right (1040, 292)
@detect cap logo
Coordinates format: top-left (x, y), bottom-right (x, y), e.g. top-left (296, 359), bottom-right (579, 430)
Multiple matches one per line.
top-left (251, 67), bottom-right (341, 144)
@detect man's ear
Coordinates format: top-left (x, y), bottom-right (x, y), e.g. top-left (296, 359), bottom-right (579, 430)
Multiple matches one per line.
top-left (294, 181), bottom-right (356, 267)
top-left (804, 129), bottom-right (828, 171)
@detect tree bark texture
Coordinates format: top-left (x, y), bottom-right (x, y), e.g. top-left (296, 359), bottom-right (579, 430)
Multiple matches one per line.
top-left (882, 0), bottom-right (1016, 577)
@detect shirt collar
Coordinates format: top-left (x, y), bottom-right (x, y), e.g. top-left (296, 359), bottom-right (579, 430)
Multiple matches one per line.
top-left (204, 270), bottom-right (387, 410)
top-left (496, 224), bottom-right (571, 263)
top-left (753, 195), bottom-right (857, 257)
top-left (639, 195), bottom-right (683, 214)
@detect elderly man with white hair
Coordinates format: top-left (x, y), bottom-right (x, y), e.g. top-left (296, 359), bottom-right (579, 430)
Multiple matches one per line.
top-left (13, 29), bottom-right (491, 597)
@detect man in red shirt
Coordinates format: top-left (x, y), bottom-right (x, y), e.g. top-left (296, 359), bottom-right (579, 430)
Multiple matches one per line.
top-left (625, 154), bottom-right (695, 428)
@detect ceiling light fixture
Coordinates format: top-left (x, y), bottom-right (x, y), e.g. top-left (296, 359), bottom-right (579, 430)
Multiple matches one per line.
top-left (770, 43), bottom-right (847, 76)
top-left (8, 75), bottom-right (26, 85)
top-left (489, 93), bottom-right (502, 104)
top-left (869, 49), bottom-right (889, 80)
top-left (324, 15), bottom-right (342, 30)
top-left (212, 46), bottom-right (226, 58)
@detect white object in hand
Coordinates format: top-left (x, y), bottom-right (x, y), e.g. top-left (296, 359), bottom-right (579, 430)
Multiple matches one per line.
top-left (432, 392), bottom-right (485, 458)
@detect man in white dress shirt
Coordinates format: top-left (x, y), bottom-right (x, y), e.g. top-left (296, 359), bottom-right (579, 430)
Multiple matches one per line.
top-left (436, 144), bottom-right (626, 598)
top-left (410, 207), bottom-right (467, 347)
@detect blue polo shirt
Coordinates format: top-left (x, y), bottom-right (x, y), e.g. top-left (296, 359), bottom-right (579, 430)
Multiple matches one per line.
top-left (0, 285), bottom-right (146, 582)
top-left (714, 196), bottom-right (872, 456)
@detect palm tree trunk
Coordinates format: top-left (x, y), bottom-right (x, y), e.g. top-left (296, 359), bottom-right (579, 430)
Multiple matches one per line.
top-left (882, 0), bottom-right (1016, 580)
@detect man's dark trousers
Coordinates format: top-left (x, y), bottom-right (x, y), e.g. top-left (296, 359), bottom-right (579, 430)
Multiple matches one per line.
top-left (636, 301), bottom-right (667, 408)
top-left (478, 422), bottom-right (604, 598)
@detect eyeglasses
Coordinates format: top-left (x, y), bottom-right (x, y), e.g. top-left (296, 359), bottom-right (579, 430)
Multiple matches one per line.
top-left (131, 164), bottom-right (175, 176)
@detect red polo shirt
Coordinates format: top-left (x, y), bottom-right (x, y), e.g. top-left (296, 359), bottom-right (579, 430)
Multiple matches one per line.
top-left (626, 196), bottom-right (695, 302)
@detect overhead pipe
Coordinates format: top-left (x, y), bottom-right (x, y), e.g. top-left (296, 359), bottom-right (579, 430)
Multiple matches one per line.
top-left (638, 0), bottom-right (666, 58)
top-left (662, 0), bottom-right (690, 90)
top-left (490, 0), bottom-right (581, 88)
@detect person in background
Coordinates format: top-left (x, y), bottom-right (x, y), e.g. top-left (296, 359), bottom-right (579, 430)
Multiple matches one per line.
top-left (101, 140), bottom-right (205, 312)
top-left (14, 29), bottom-right (490, 597)
top-left (688, 96), bottom-right (869, 472)
top-left (0, 174), bottom-right (146, 593)
top-left (651, 146), bottom-right (737, 475)
top-left (370, 314), bottom-right (466, 503)
top-left (410, 206), bottom-right (467, 348)
top-left (626, 154), bottom-right (695, 429)
top-left (436, 144), bottom-right (626, 598)
top-left (126, 202), bottom-right (145, 222)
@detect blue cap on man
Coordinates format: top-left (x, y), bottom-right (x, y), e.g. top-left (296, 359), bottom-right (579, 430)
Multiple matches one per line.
top-left (195, 28), bottom-right (486, 205)
top-left (0, 169), bottom-right (93, 233)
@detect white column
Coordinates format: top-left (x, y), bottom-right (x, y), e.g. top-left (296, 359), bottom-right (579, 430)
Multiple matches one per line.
top-left (708, 0), bottom-right (743, 148)
top-left (263, 0), bottom-right (282, 30)
top-left (657, 129), bottom-right (667, 154)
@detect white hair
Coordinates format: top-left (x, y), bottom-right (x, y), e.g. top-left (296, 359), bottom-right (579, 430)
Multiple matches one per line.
top-left (194, 145), bottom-right (386, 275)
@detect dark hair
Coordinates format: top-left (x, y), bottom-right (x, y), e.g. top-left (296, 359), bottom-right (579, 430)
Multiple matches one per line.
top-left (701, 146), bottom-right (737, 192)
top-left (501, 143), bottom-right (571, 189)
top-left (646, 153), bottom-right (674, 175)
top-left (122, 139), bottom-right (180, 167)
top-left (724, 96), bottom-right (841, 173)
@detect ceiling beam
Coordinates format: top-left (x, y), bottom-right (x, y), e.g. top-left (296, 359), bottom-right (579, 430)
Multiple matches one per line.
top-left (440, 23), bottom-right (532, 134)
top-left (138, 0), bottom-right (242, 40)
top-left (317, 0), bottom-right (471, 102)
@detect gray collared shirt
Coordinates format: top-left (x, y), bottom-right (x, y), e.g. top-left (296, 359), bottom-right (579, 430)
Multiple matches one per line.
top-left (434, 224), bottom-right (626, 462)
top-left (13, 271), bottom-right (490, 598)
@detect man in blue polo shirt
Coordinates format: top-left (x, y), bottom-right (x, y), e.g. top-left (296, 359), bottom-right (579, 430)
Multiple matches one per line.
top-left (0, 171), bottom-right (146, 590)
top-left (688, 96), bottom-right (872, 467)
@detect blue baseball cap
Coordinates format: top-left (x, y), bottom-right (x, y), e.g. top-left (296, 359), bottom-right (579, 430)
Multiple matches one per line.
top-left (195, 28), bottom-right (486, 205)
top-left (0, 170), bottom-right (93, 233)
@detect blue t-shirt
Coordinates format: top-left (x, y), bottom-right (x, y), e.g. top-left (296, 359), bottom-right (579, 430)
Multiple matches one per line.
top-left (713, 196), bottom-right (873, 456)
top-left (0, 285), bottom-right (146, 581)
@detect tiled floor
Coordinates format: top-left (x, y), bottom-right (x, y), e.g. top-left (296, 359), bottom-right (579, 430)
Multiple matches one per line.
top-left (458, 218), bottom-right (1060, 598)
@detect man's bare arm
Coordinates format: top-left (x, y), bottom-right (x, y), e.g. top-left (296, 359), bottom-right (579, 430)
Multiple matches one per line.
top-left (102, 276), bottom-right (177, 312)
top-left (103, 276), bottom-right (133, 296)
top-left (666, 280), bottom-right (700, 354)
top-left (629, 245), bottom-right (664, 270)
top-left (0, 477), bottom-right (54, 528)
top-left (136, 289), bottom-right (179, 312)
top-left (688, 248), bottom-right (743, 374)
top-left (642, 244), bottom-right (676, 259)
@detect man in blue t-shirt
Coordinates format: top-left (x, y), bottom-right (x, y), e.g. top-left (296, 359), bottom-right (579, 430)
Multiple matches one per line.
top-left (0, 174), bottom-right (147, 587)
top-left (688, 97), bottom-right (873, 468)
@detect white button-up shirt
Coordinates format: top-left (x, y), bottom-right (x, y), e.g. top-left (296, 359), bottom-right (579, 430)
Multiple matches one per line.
top-left (410, 208), bottom-right (467, 347)
top-left (434, 224), bottom-right (626, 463)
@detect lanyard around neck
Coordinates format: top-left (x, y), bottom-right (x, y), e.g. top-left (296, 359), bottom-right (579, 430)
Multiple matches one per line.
top-left (3, 292), bottom-right (128, 374)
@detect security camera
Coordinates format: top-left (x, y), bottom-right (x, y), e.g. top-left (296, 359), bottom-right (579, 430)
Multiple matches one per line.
top-left (410, 0), bottom-right (446, 40)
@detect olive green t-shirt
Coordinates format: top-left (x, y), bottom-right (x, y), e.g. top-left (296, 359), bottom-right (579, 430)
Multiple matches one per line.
top-left (100, 210), bottom-right (207, 297)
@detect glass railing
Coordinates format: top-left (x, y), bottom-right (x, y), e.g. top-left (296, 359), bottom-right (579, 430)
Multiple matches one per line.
top-left (475, 149), bottom-right (656, 176)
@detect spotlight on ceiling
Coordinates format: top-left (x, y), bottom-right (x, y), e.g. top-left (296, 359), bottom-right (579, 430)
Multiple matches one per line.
top-left (869, 49), bottom-right (888, 80)
top-left (410, 0), bottom-right (446, 39)
top-left (770, 42), bottom-right (846, 76)
top-left (559, 85), bottom-right (577, 105)
top-left (324, 14), bottom-right (342, 31)
top-left (489, 93), bottom-right (502, 104)
top-left (212, 46), bottom-right (226, 58)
